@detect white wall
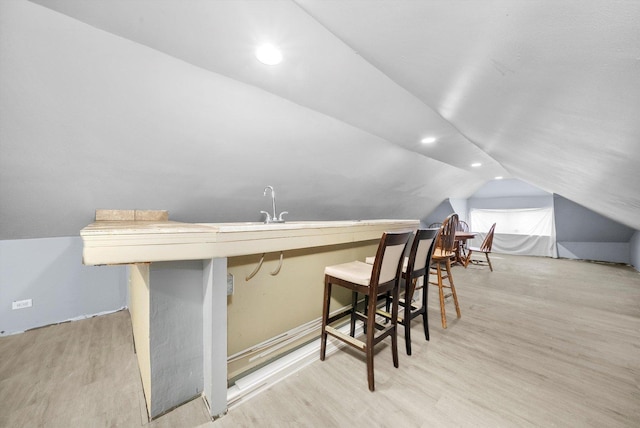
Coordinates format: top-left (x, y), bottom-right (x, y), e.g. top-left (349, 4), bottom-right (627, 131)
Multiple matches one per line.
top-left (449, 198), bottom-right (469, 224)
top-left (0, 0), bottom-right (464, 241)
top-left (0, 0), bottom-right (456, 338)
top-left (0, 237), bottom-right (127, 335)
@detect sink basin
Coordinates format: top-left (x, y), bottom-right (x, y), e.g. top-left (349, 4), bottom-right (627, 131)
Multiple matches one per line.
top-left (195, 220), bottom-right (414, 233)
top-left (196, 221), bottom-right (366, 232)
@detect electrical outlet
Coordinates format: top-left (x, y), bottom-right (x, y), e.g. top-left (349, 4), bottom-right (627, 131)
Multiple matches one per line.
top-left (227, 273), bottom-right (234, 296)
top-left (12, 299), bottom-right (32, 310)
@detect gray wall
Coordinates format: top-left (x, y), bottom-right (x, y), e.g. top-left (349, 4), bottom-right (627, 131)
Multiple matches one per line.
top-left (0, 237), bottom-right (127, 335)
top-left (554, 195), bottom-right (634, 264)
top-left (421, 199), bottom-right (455, 227)
top-left (631, 231), bottom-right (640, 270)
top-left (443, 179), bottom-right (638, 266)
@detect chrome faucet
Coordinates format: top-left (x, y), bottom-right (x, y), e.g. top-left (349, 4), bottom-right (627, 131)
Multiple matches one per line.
top-left (261, 185), bottom-right (288, 223)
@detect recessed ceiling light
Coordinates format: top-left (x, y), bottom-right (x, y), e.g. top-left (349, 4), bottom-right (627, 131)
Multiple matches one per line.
top-left (255, 43), bottom-right (282, 65)
top-left (471, 162), bottom-right (482, 167)
top-left (494, 176), bottom-right (503, 180)
top-left (421, 137), bottom-right (437, 144)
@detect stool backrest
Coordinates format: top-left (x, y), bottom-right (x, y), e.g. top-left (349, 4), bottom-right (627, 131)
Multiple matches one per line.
top-left (371, 231), bottom-right (412, 290)
top-left (436, 213), bottom-right (459, 253)
top-left (407, 228), bottom-right (439, 277)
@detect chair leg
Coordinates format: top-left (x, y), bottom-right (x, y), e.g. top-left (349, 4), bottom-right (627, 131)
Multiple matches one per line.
top-left (320, 277), bottom-right (332, 361)
top-left (464, 249), bottom-right (472, 268)
top-left (437, 262), bottom-right (447, 329)
top-left (486, 252), bottom-right (493, 271)
top-left (445, 260), bottom-right (461, 319)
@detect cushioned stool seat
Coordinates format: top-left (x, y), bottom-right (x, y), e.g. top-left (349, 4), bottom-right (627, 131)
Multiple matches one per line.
top-left (325, 261), bottom-right (376, 286)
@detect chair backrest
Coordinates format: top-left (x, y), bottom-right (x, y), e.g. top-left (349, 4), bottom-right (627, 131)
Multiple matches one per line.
top-left (481, 223), bottom-right (496, 253)
top-left (428, 222), bottom-right (441, 228)
top-left (435, 213), bottom-right (459, 253)
top-left (456, 220), bottom-right (470, 232)
top-left (370, 231), bottom-right (412, 291)
top-left (406, 228), bottom-right (438, 278)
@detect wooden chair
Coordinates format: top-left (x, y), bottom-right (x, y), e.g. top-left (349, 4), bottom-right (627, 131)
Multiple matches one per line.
top-left (320, 231), bottom-right (412, 391)
top-left (465, 223), bottom-right (496, 271)
top-left (378, 228), bottom-right (438, 355)
top-left (429, 214), bottom-right (461, 329)
top-left (428, 222), bottom-right (442, 228)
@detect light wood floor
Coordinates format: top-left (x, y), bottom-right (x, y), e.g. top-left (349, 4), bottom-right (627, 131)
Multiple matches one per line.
top-left (1, 254), bottom-right (639, 427)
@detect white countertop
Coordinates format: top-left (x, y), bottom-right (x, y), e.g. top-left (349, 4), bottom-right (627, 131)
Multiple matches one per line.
top-left (80, 219), bottom-right (419, 265)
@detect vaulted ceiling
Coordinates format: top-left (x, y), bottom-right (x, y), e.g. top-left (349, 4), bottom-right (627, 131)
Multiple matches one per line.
top-left (1, 0), bottom-right (639, 239)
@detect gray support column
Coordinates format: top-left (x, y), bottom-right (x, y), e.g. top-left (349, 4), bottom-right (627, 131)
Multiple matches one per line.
top-left (149, 261), bottom-right (204, 418)
top-left (203, 257), bottom-right (228, 418)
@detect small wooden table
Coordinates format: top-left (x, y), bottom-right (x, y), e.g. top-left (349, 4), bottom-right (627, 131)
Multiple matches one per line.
top-left (454, 231), bottom-right (476, 266)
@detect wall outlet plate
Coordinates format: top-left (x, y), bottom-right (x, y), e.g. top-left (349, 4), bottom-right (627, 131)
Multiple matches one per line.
top-left (12, 299), bottom-right (32, 310)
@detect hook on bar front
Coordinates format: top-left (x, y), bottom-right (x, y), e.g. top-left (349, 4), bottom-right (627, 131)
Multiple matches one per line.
top-left (245, 253), bottom-right (265, 281)
top-left (245, 252), bottom-right (284, 281)
top-left (270, 252), bottom-right (284, 276)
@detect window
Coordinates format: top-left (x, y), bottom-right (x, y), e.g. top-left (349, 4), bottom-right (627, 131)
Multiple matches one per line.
top-left (470, 207), bottom-right (554, 236)
top-left (469, 207), bottom-right (557, 257)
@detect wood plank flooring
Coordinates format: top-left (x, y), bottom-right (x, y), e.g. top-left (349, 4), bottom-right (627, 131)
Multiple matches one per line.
top-left (1, 254), bottom-right (639, 427)
top-left (0, 309), bottom-right (211, 427)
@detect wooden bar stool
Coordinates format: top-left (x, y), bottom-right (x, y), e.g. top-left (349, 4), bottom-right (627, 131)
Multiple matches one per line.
top-left (320, 231), bottom-right (412, 391)
top-left (396, 228), bottom-right (437, 354)
top-left (373, 229), bottom-right (438, 355)
top-left (429, 214), bottom-right (461, 329)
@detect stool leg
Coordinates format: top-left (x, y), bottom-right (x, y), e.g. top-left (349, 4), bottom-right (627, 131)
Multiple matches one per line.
top-left (404, 292), bottom-right (412, 355)
top-left (421, 277), bottom-right (429, 341)
top-left (404, 277), bottom-right (416, 355)
top-left (445, 259), bottom-right (461, 319)
top-left (350, 291), bottom-right (358, 337)
top-left (381, 291), bottom-right (391, 326)
top-left (391, 284), bottom-right (399, 368)
top-left (320, 276), bottom-right (332, 361)
top-left (363, 295), bottom-right (369, 334)
top-left (438, 262), bottom-right (447, 329)
top-left (366, 291), bottom-right (377, 391)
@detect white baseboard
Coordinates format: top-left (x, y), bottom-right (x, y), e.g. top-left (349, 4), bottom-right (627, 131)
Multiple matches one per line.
top-left (226, 322), bottom-right (362, 409)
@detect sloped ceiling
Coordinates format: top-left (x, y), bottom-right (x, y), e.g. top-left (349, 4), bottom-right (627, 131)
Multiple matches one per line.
top-left (1, 0), bottom-right (638, 239)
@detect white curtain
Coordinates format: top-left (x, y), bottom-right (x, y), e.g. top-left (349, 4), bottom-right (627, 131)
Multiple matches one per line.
top-left (470, 208), bottom-right (557, 257)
